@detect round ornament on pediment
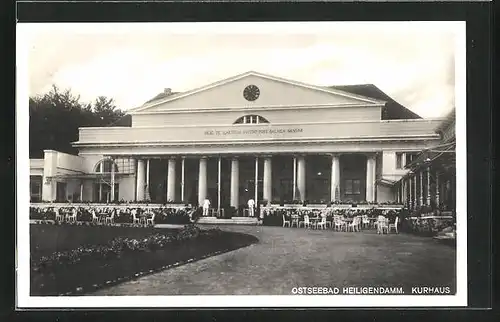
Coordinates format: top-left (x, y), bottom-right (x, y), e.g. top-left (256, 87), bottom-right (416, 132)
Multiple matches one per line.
top-left (243, 85), bottom-right (260, 102)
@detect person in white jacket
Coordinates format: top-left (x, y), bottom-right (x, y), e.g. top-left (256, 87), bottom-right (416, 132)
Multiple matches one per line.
top-left (247, 198), bottom-right (255, 217)
top-left (202, 198), bottom-right (211, 216)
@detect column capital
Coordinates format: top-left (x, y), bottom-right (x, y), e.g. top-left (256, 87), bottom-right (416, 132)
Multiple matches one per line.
top-left (261, 154), bottom-right (273, 159)
top-left (326, 152), bottom-right (342, 157)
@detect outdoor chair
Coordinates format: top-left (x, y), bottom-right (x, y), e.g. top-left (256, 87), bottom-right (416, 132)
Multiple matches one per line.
top-left (104, 209), bottom-right (115, 225)
top-left (377, 216), bottom-right (389, 234)
top-left (91, 209), bottom-right (100, 223)
top-left (282, 214), bottom-right (291, 227)
top-left (388, 216), bottom-right (399, 234)
top-left (131, 209), bottom-right (141, 224)
top-left (334, 216), bottom-right (346, 231)
top-left (55, 208), bottom-right (64, 222)
top-left (66, 208), bottom-right (78, 223)
top-left (291, 215), bottom-right (299, 228)
top-left (316, 216), bottom-right (327, 230)
top-left (362, 215), bottom-right (370, 229)
top-left (146, 212), bottom-right (156, 226)
top-left (347, 217), bottom-right (360, 232)
top-left (299, 215), bottom-right (310, 228)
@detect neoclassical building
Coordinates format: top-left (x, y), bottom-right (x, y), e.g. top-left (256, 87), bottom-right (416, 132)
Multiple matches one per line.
top-left (30, 71), bottom-right (447, 210)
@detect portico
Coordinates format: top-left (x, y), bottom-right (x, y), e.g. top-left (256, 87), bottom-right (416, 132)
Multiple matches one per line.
top-left (126, 153), bottom-right (378, 208)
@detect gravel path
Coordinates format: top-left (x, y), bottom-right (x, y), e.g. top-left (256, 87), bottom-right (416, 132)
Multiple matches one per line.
top-left (92, 225), bottom-right (456, 295)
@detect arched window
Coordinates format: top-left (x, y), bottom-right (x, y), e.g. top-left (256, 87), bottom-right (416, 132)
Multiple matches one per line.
top-left (233, 115), bottom-right (270, 125)
top-left (94, 159), bottom-right (119, 173)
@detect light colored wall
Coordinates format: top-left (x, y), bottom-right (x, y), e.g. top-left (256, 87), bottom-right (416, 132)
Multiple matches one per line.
top-left (42, 150), bottom-right (58, 201)
top-left (30, 159), bottom-right (44, 176)
top-left (132, 107), bottom-right (382, 127)
top-left (78, 119), bottom-right (443, 144)
top-left (56, 152), bottom-right (85, 173)
top-left (380, 151), bottom-right (409, 182)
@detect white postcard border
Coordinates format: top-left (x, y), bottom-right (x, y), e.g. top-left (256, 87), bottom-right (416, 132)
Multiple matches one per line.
top-left (16, 21), bottom-right (467, 308)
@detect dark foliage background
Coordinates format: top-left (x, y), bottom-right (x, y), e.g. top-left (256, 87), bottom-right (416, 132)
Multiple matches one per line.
top-left (29, 85), bottom-right (128, 158)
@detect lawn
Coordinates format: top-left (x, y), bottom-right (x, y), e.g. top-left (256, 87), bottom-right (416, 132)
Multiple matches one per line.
top-left (30, 224), bottom-right (259, 296)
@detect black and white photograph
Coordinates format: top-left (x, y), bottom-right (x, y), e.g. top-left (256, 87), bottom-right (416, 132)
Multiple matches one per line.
top-left (16, 21), bottom-right (466, 308)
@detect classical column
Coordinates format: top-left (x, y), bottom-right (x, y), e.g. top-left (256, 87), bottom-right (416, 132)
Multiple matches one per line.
top-left (80, 181), bottom-right (84, 202)
top-left (230, 157), bottom-right (239, 208)
top-left (263, 156), bottom-right (272, 202)
top-left (426, 167), bottom-right (431, 205)
top-left (409, 177), bottom-right (413, 209)
top-left (198, 157), bottom-right (207, 206)
top-left (413, 174), bottom-right (417, 209)
top-left (145, 159), bottom-right (150, 200)
top-left (330, 154), bottom-right (340, 202)
top-left (218, 157), bottom-right (221, 215)
top-left (402, 181), bottom-right (406, 205)
top-left (435, 171), bottom-right (440, 207)
top-left (419, 170), bottom-right (424, 206)
top-left (254, 157), bottom-right (259, 204)
top-left (366, 155), bottom-right (376, 202)
top-left (292, 156), bottom-right (297, 200)
top-left (167, 158), bottom-right (177, 202)
top-left (297, 155), bottom-right (306, 201)
top-left (136, 159), bottom-right (145, 201)
top-left (110, 158), bottom-right (115, 202)
top-left (181, 157), bottom-right (185, 202)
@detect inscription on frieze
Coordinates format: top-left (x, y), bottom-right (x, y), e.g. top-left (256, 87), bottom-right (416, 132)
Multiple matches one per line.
top-left (204, 127), bottom-right (303, 136)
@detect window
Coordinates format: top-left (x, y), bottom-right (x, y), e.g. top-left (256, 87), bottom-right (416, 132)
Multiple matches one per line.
top-left (233, 115), bottom-right (270, 125)
top-left (344, 179), bottom-right (361, 195)
top-left (396, 153), bottom-right (403, 169)
top-left (405, 153), bottom-right (419, 166)
top-left (94, 159), bottom-right (119, 173)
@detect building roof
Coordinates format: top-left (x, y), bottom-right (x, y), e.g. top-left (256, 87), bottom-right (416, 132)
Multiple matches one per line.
top-left (141, 83), bottom-right (420, 121)
top-left (144, 89), bottom-right (180, 104)
top-left (326, 84), bottom-right (422, 120)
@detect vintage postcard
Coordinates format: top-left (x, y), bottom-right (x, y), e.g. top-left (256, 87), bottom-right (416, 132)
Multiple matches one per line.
top-left (16, 21), bottom-right (466, 308)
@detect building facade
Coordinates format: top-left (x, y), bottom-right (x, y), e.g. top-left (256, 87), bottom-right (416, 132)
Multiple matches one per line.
top-left (30, 71), bottom-right (446, 209)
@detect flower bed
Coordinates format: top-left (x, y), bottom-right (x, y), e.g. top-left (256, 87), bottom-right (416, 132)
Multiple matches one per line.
top-left (30, 224), bottom-right (259, 295)
top-left (401, 216), bottom-right (455, 237)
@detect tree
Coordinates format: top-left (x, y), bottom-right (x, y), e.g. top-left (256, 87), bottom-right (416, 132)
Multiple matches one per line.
top-left (29, 86), bottom-right (126, 158)
top-left (92, 96), bottom-right (125, 126)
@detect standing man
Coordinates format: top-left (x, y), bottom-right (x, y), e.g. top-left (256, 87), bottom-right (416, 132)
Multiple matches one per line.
top-left (247, 198), bottom-right (255, 217)
top-left (203, 198), bottom-right (211, 217)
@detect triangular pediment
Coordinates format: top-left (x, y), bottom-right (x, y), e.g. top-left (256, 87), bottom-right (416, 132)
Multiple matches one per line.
top-left (129, 71), bottom-right (386, 114)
